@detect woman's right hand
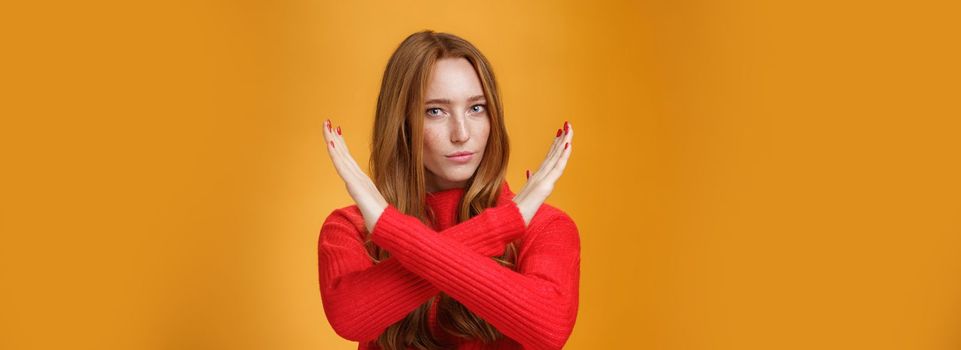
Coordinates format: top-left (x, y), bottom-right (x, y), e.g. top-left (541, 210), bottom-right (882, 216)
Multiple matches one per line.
top-left (512, 121), bottom-right (574, 227)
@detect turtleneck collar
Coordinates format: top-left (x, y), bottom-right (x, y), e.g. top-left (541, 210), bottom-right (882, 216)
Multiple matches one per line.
top-left (423, 181), bottom-right (516, 230)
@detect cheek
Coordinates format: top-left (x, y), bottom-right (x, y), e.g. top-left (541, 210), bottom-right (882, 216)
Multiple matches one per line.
top-left (479, 122), bottom-right (491, 144)
top-left (422, 129), bottom-right (442, 156)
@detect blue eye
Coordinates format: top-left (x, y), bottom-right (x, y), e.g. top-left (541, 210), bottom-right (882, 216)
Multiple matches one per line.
top-left (426, 108), bottom-right (443, 116)
top-left (471, 104), bottom-right (486, 113)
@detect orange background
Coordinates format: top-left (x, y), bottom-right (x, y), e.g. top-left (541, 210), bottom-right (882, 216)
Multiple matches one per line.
top-left (2, 0), bottom-right (960, 349)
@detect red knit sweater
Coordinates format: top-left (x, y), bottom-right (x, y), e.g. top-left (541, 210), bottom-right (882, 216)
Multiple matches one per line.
top-left (317, 181), bottom-right (580, 350)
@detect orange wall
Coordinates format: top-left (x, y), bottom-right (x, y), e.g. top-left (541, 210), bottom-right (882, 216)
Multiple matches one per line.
top-left (2, 0), bottom-right (959, 349)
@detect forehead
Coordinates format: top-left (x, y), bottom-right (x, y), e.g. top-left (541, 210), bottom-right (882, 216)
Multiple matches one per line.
top-left (424, 57), bottom-right (484, 101)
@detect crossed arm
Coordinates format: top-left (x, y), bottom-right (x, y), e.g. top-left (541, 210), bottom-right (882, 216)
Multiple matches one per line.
top-left (317, 200), bottom-right (528, 342)
top-left (369, 203), bottom-right (580, 350)
top-left (318, 201), bottom-right (581, 350)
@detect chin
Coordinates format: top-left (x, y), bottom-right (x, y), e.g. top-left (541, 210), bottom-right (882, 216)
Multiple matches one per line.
top-left (445, 173), bottom-right (471, 183)
top-left (444, 168), bottom-right (476, 182)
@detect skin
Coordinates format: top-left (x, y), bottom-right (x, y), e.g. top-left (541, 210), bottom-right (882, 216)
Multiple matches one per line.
top-left (421, 58), bottom-right (490, 193)
top-left (323, 57), bottom-right (574, 234)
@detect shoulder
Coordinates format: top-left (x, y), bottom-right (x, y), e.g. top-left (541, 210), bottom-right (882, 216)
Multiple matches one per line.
top-left (319, 204), bottom-right (367, 239)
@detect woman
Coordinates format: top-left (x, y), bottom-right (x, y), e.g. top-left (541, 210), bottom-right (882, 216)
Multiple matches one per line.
top-left (317, 30), bottom-right (578, 350)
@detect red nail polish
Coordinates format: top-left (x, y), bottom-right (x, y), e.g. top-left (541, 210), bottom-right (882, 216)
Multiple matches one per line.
top-left (564, 142), bottom-right (568, 150)
top-left (556, 129), bottom-right (562, 137)
top-left (337, 126), bottom-right (342, 135)
top-left (563, 121), bottom-right (569, 133)
top-left (526, 169), bottom-right (530, 179)
top-left (330, 140), bottom-right (334, 148)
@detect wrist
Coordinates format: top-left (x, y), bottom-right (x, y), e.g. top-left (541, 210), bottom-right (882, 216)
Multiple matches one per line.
top-left (511, 198), bottom-right (534, 228)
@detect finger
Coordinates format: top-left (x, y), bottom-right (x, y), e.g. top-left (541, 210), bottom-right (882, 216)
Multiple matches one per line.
top-left (546, 140), bottom-right (572, 182)
top-left (534, 122), bottom-right (570, 178)
top-left (555, 122), bottom-right (574, 165)
top-left (322, 119), bottom-right (332, 151)
top-left (546, 124), bottom-right (573, 180)
top-left (323, 119), bottom-right (353, 180)
top-left (330, 123), bottom-right (367, 181)
top-left (327, 138), bottom-right (353, 181)
top-left (533, 126), bottom-right (565, 177)
top-left (330, 123), bottom-right (383, 202)
top-left (329, 123), bottom-right (347, 160)
top-left (323, 119), bottom-right (338, 160)
top-left (328, 122), bottom-right (356, 176)
top-left (541, 121), bottom-right (573, 178)
top-left (337, 126), bottom-right (362, 173)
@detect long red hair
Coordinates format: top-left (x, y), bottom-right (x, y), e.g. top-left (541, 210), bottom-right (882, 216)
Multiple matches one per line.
top-left (365, 30), bottom-right (517, 349)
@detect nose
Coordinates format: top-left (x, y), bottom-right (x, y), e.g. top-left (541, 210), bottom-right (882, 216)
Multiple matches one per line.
top-left (450, 114), bottom-right (470, 143)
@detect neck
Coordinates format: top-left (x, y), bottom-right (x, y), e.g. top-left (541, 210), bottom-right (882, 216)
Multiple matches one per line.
top-left (424, 170), bottom-right (470, 193)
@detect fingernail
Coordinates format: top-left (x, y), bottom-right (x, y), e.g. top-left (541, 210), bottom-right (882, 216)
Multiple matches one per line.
top-left (526, 169), bottom-right (530, 179)
top-left (326, 119), bottom-right (331, 132)
top-left (337, 126), bottom-right (342, 135)
top-left (556, 129), bottom-right (562, 137)
top-left (564, 142), bottom-right (568, 150)
top-left (330, 140), bottom-right (334, 148)
top-left (563, 121), bottom-right (569, 134)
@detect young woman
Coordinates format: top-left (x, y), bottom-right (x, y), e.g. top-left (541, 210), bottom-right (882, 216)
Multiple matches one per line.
top-left (317, 30), bottom-right (578, 350)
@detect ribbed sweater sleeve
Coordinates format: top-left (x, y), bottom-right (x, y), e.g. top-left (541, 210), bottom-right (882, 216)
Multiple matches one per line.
top-left (369, 203), bottom-right (581, 350)
top-left (317, 201), bottom-right (527, 342)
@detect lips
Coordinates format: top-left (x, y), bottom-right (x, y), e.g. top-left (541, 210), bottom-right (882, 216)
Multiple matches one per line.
top-left (446, 151), bottom-right (475, 164)
top-left (446, 151), bottom-right (474, 157)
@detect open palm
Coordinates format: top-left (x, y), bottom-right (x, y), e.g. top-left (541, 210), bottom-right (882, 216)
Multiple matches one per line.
top-left (322, 119), bottom-right (387, 233)
top-left (511, 121), bottom-right (574, 226)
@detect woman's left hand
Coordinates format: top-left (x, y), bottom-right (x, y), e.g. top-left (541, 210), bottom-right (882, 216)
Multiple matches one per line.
top-left (322, 118), bottom-right (388, 233)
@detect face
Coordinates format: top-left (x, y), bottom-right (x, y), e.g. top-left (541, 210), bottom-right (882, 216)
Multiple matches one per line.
top-left (421, 57), bottom-right (490, 193)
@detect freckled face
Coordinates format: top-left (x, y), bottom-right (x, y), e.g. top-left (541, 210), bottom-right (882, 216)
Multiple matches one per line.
top-left (422, 57), bottom-right (490, 192)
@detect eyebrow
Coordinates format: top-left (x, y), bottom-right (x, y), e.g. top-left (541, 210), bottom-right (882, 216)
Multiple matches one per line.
top-left (424, 94), bottom-right (486, 105)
